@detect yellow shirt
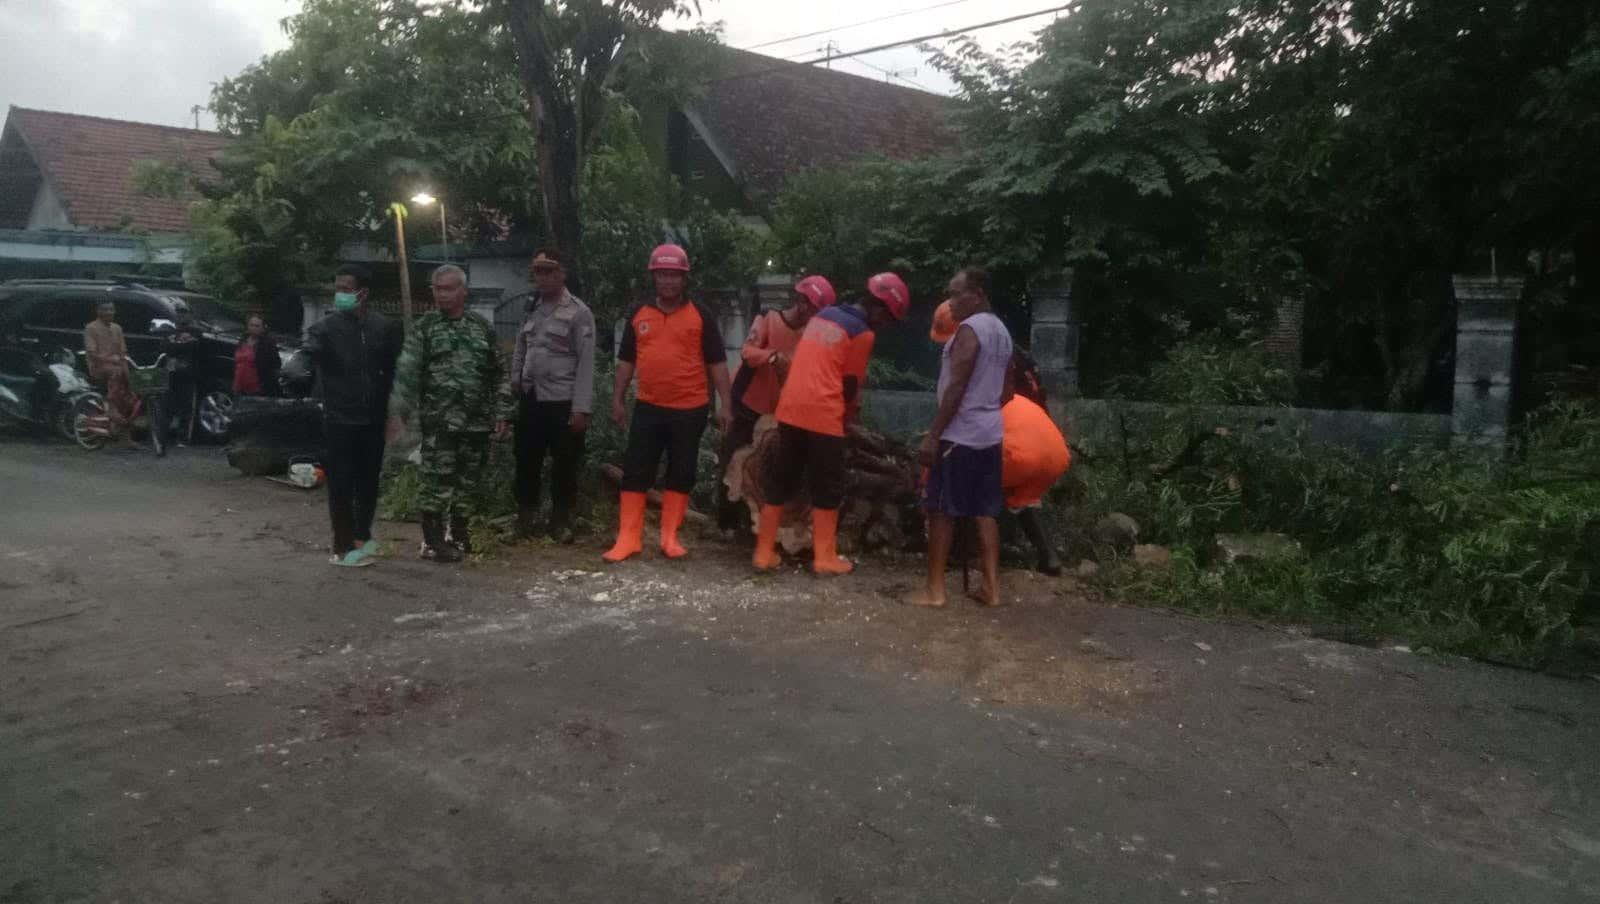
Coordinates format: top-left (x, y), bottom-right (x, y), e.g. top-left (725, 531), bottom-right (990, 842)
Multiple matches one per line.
top-left (83, 320), bottom-right (127, 379)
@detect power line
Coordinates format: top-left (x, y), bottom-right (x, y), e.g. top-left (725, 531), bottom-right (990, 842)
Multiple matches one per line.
top-left (839, 56), bottom-right (937, 93)
top-left (793, 4), bottom-right (1072, 70)
top-left (1, 5), bottom-right (1074, 146)
top-left (739, 0), bottom-right (981, 51)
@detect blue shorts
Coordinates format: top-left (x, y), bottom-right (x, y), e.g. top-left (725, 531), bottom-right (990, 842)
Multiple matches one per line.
top-left (921, 441), bottom-right (1003, 518)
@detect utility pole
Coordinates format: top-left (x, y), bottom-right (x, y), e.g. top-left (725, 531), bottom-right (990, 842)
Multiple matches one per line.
top-left (390, 203), bottom-right (413, 326)
top-left (190, 105), bottom-right (202, 129)
top-left (820, 40), bottom-right (840, 69)
top-left (439, 200), bottom-right (449, 263)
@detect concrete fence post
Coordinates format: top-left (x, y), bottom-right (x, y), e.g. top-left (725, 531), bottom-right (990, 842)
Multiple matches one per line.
top-left (755, 274), bottom-right (792, 314)
top-left (1450, 275), bottom-right (1521, 451)
top-left (703, 288), bottom-right (751, 375)
top-left (1028, 272), bottom-right (1080, 395)
top-left (300, 299), bottom-right (323, 340)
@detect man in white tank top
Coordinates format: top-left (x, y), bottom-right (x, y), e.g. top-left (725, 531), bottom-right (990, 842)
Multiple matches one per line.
top-left (907, 266), bottom-right (1013, 608)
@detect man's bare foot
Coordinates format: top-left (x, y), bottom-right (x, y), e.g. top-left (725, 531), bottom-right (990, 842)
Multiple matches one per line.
top-left (903, 587), bottom-right (947, 608)
top-left (968, 588), bottom-right (1006, 607)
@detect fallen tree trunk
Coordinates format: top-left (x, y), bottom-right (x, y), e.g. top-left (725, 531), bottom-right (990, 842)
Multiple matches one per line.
top-left (598, 464), bottom-right (712, 527)
top-left (725, 416), bottom-right (924, 556)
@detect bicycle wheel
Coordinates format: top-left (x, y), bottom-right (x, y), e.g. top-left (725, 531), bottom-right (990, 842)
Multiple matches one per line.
top-left (72, 393), bottom-right (110, 451)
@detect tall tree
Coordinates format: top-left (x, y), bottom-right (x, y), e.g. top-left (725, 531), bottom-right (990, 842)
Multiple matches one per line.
top-left (492, 0), bottom-right (696, 275)
top-left (196, 0), bottom-right (536, 303)
top-left (770, 0), bottom-right (1600, 407)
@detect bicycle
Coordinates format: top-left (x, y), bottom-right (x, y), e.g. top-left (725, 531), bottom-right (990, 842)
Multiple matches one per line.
top-left (73, 355), bottom-right (171, 456)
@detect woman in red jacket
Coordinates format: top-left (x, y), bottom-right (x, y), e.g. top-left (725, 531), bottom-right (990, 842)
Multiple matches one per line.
top-left (233, 315), bottom-right (281, 397)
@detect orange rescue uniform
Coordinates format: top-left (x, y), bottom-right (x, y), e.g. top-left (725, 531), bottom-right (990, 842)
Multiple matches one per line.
top-left (774, 305), bottom-right (876, 437)
top-left (1001, 395), bottom-right (1071, 509)
top-left (737, 309), bottom-right (805, 415)
top-left (619, 300), bottom-right (725, 410)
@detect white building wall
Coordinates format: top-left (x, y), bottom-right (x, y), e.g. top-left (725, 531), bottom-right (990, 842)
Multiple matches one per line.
top-left (465, 257), bottom-right (527, 296)
top-left (26, 183), bottom-right (72, 230)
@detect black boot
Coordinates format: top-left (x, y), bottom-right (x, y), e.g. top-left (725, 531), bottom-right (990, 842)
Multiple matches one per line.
top-left (448, 514), bottom-right (473, 555)
top-left (421, 513), bottom-right (461, 563)
top-left (515, 504), bottom-right (538, 539)
top-left (547, 510), bottom-right (575, 545)
top-left (1017, 507), bottom-right (1063, 576)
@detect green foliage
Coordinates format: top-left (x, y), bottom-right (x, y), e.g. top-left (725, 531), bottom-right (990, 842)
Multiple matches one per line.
top-left (1078, 401), bottom-right (1600, 667)
top-left (197, 0), bottom-right (537, 303)
top-left (767, 0), bottom-right (1600, 408)
top-left (130, 160), bottom-right (193, 201)
top-left (1114, 332), bottom-right (1295, 406)
top-left (867, 358), bottom-right (937, 392)
top-left (769, 159), bottom-right (974, 303)
top-left (194, 0), bottom-right (759, 311)
top-left (580, 100), bottom-right (766, 325)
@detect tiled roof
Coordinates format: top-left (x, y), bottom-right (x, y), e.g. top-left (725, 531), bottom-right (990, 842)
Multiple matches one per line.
top-left (3, 107), bottom-right (230, 233)
top-left (695, 46), bottom-right (956, 201)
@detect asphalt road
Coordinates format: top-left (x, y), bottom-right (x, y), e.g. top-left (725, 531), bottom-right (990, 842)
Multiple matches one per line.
top-left (2, 437), bottom-right (1598, 903)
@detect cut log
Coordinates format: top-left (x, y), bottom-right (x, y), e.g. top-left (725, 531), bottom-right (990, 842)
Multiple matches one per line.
top-left (598, 463), bottom-right (711, 526)
top-left (725, 415), bottom-right (924, 555)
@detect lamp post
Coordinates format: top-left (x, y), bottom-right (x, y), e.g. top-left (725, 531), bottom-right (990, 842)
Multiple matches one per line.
top-left (411, 192), bottom-right (448, 261)
top-left (388, 202), bottom-right (414, 326)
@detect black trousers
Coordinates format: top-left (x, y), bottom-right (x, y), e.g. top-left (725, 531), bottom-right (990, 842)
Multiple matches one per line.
top-left (514, 397), bottom-right (585, 523)
top-left (763, 423), bottom-right (848, 510)
top-left (324, 421), bottom-right (386, 554)
top-left (621, 401), bottom-right (708, 494)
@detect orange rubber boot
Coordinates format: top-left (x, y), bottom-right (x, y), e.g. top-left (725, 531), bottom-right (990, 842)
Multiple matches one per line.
top-left (752, 504), bottom-right (784, 571)
top-left (811, 508), bottom-right (854, 575)
top-left (660, 491), bottom-right (691, 559)
top-left (602, 491), bottom-right (646, 562)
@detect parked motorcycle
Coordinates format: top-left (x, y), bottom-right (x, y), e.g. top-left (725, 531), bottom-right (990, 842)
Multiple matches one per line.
top-left (0, 343), bottom-right (102, 442)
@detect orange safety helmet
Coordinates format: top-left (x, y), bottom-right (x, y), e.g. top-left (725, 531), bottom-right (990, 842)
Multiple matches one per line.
top-left (647, 243), bottom-right (691, 273)
top-left (929, 299), bottom-right (957, 343)
top-left (793, 275), bottom-right (837, 309)
top-left (866, 272), bottom-right (911, 320)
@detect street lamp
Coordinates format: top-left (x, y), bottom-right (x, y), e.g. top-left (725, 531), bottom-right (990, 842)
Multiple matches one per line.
top-left (410, 191), bottom-right (448, 261)
top-left (388, 201), bottom-right (414, 326)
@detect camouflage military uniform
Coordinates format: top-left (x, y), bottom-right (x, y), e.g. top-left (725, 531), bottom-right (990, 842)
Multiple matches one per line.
top-left (389, 310), bottom-right (510, 517)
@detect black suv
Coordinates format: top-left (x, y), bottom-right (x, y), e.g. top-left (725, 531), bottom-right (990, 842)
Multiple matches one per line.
top-left (0, 278), bottom-right (273, 440)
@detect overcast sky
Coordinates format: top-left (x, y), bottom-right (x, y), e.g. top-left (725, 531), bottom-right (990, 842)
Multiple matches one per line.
top-left (0, 0), bottom-right (1059, 130)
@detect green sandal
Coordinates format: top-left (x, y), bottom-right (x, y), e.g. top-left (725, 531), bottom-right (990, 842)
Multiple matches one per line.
top-left (329, 549), bottom-right (374, 568)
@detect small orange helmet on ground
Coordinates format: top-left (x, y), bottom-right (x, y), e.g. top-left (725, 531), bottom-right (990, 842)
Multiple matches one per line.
top-left (648, 243), bottom-right (690, 273)
top-left (794, 275), bottom-right (837, 309)
top-left (866, 272), bottom-right (911, 320)
top-left (929, 299), bottom-right (957, 343)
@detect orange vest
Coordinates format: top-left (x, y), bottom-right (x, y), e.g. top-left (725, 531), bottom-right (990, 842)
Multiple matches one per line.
top-left (736, 309), bottom-right (805, 415)
top-left (619, 300), bottom-right (725, 410)
top-left (775, 306), bottom-right (875, 437)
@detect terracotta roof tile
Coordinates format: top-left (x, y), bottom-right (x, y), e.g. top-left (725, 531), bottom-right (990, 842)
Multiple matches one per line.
top-left (5, 107), bottom-right (230, 233)
top-left (696, 46), bottom-right (956, 201)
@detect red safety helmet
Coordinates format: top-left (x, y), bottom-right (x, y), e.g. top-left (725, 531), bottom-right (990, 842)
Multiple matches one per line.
top-left (793, 275), bottom-right (837, 310)
top-left (866, 272), bottom-right (911, 320)
top-left (648, 243), bottom-right (691, 273)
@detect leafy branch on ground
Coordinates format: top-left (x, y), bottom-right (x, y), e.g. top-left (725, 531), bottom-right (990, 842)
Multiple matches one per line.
top-left (1067, 400), bottom-right (1600, 669)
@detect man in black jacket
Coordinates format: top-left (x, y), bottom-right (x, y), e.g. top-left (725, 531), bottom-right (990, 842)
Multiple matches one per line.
top-left (304, 264), bottom-right (404, 567)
